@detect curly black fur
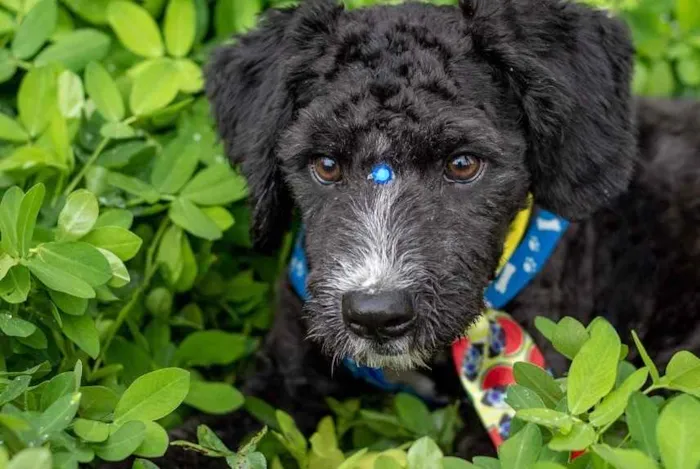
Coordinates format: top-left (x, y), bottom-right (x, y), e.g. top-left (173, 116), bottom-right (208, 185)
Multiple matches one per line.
top-left (205, 0), bottom-right (700, 456)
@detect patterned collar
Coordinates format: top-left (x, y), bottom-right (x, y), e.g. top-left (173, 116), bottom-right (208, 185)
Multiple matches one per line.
top-left (288, 204), bottom-right (569, 448)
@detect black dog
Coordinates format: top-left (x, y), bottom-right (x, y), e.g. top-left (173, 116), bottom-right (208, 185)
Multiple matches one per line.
top-left (205, 0), bottom-right (700, 455)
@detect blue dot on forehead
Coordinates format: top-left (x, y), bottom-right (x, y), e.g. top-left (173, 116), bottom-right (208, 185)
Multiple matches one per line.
top-left (369, 163), bottom-right (394, 185)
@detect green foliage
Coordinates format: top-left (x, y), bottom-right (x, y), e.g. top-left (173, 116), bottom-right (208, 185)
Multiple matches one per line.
top-left (0, 0), bottom-right (698, 467)
top-left (189, 316), bottom-right (700, 469)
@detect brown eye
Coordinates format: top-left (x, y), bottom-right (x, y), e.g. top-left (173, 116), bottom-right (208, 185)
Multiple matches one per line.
top-left (445, 154), bottom-right (483, 183)
top-left (311, 156), bottom-right (342, 184)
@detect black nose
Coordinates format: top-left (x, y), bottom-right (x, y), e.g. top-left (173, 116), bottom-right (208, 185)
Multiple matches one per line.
top-left (341, 290), bottom-right (415, 340)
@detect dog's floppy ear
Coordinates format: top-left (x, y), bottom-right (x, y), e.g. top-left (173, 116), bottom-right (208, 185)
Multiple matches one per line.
top-left (463, 0), bottom-right (636, 220)
top-left (204, 0), bottom-right (342, 251)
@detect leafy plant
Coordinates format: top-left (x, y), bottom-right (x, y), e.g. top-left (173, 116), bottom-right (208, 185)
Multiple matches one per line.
top-left (180, 316), bottom-right (700, 469)
top-left (0, 0), bottom-right (698, 467)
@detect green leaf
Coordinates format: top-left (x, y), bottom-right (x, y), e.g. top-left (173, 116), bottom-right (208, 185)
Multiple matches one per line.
top-left (0, 253), bottom-right (18, 281)
top-left (175, 233), bottom-right (197, 292)
top-left (214, 0), bottom-right (262, 38)
top-left (0, 113), bottom-right (29, 142)
top-left (61, 0), bottom-right (110, 24)
top-left (0, 265), bottom-right (31, 303)
top-left (0, 8), bottom-right (13, 33)
top-left (181, 164), bottom-right (248, 205)
top-left (62, 314), bottom-right (100, 358)
top-left (78, 386), bottom-right (119, 420)
top-left (82, 227), bottom-right (143, 261)
top-left (515, 408), bottom-right (576, 434)
top-left (0, 145), bottom-right (64, 173)
top-left (498, 423), bottom-right (541, 469)
top-left (677, 0), bottom-right (700, 34)
top-left (567, 319), bottom-right (621, 415)
top-left (407, 437), bottom-right (443, 469)
top-left (592, 445), bottom-right (659, 469)
top-left (106, 172), bottom-right (161, 204)
top-left (662, 351), bottom-right (700, 396)
top-left (0, 186), bottom-right (22, 256)
top-left (34, 29), bottom-right (111, 72)
top-left (57, 70), bottom-right (84, 119)
top-left (632, 331), bottom-right (660, 384)
top-left (394, 393), bottom-right (434, 436)
top-left (375, 455), bottom-right (404, 469)
top-left (98, 248), bottom-right (131, 288)
top-left (513, 362), bottom-right (563, 408)
top-left (133, 460), bottom-right (160, 469)
top-left (37, 391), bottom-right (81, 439)
top-left (113, 367), bottom-right (190, 424)
top-left (18, 326), bottom-right (48, 349)
top-left (0, 49), bottom-right (17, 84)
top-left (169, 198), bottom-right (222, 240)
top-left (27, 241), bottom-right (111, 291)
top-left (49, 289), bottom-right (87, 316)
top-left (95, 209), bottom-right (133, 230)
top-left (184, 380), bottom-right (244, 415)
top-left (130, 59), bottom-right (180, 116)
top-left (677, 56), bottom-right (700, 87)
top-left (645, 61), bottom-right (675, 96)
top-left (626, 392), bottom-right (660, 460)
top-left (98, 141), bottom-right (154, 170)
top-left (39, 371), bottom-right (75, 410)
top-left (196, 423), bottom-right (233, 454)
top-left (552, 317), bottom-right (588, 360)
top-left (16, 183), bottom-right (45, 256)
top-left (164, 0), bottom-right (196, 57)
top-left (18, 65), bottom-right (58, 137)
top-left (100, 122), bottom-right (136, 139)
top-left (548, 422), bottom-right (595, 452)
top-left (276, 410), bottom-right (308, 462)
top-left (174, 330), bottom-right (255, 367)
top-left (156, 224), bottom-right (183, 287)
top-left (657, 394), bottom-right (700, 469)
top-left (94, 420), bottom-right (146, 462)
top-left (12, 0), bottom-right (57, 59)
top-left (174, 58), bottom-right (203, 93)
top-left (506, 384), bottom-right (546, 411)
top-left (73, 418), bottom-right (110, 442)
top-left (134, 421), bottom-right (169, 458)
top-left (84, 62), bottom-right (124, 122)
top-left (150, 134), bottom-right (201, 194)
top-left (0, 312), bottom-right (36, 337)
top-left (107, 1), bottom-right (163, 58)
top-left (589, 367), bottom-right (648, 427)
top-left (145, 287), bottom-right (173, 318)
top-left (0, 375), bottom-right (31, 406)
top-left (7, 448), bottom-right (51, 469)
top-left (57, 189), bottom-right (98, 241)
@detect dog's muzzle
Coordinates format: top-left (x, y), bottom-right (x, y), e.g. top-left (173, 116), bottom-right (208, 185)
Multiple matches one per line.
top-left (341, 290), bottom-right (416, 341)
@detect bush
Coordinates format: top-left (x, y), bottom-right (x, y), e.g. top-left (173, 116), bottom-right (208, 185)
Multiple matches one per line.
top-left (173, 315), bottom-right (700, 469)
top-left (0, 0), bottom-right (698, 468)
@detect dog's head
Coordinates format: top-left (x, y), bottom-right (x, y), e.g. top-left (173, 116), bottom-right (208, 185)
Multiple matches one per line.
top-left (206, 0), bottom-right (635, 369)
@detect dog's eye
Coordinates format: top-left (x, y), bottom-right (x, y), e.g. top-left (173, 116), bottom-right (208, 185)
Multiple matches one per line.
top-left (445, 155), bottom-right (483, 183)
top-left (311, 156), bottom-right (342, 185)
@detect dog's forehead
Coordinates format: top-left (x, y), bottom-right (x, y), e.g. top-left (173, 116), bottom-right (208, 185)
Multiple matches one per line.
top-left (282, 4), bottom-right (504, 162)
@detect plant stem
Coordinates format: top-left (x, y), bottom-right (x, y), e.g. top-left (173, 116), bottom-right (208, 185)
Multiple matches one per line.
top-left (91, 216), bottom-right (169, 374)
top-left (64, 137), bottom-right (111, 196)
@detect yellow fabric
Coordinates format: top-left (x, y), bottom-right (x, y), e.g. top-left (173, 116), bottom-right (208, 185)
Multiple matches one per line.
top-left (496, 195), bottom-right (533, 274)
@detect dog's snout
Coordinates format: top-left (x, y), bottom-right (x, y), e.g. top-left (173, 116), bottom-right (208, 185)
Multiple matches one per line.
top-left (341, 290), bottom-right (415, 339)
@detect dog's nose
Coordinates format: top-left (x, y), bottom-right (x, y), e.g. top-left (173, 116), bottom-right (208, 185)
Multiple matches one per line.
top-left (341, 290), bottom-right (415, 339)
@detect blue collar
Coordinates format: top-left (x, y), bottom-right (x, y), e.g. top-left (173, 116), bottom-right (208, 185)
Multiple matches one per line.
top-left (288, 206), bottom-right (569, 395)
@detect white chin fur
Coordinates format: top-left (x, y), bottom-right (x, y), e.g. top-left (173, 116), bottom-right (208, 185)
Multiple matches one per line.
top-left (348, 336), bottom-right (428, 371)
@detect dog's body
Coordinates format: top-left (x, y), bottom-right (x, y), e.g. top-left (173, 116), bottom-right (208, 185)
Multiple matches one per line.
top-left (205, 0), bottom-right (700, 456)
